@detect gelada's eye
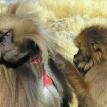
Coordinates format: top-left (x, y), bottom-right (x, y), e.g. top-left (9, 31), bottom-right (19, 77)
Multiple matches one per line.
top-left (0, 30), bottom-right (13, 43)
top-left (0, 32), bottom-right (4, 43)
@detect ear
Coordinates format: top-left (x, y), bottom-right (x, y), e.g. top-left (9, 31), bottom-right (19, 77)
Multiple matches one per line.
top-left (8, 4), bottom-right (19, 14)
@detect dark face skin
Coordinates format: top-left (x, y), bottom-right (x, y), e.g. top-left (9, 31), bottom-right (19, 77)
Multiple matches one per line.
top-left (0, 29), bottom-right (37, 66)
top-left (73, 49), bottom-right (90, 75)
top-left (74, 49), bottom-right (87, 65)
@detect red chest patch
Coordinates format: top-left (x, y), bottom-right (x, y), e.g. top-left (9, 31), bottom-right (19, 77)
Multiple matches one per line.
top-left (31, 56), bottom-right (53, 87)
top-left (42, 69), bottom-right (53, 87)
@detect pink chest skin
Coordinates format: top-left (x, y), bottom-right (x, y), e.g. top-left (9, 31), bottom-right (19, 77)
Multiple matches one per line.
top-left (31, 56), bottom-right (53, 87)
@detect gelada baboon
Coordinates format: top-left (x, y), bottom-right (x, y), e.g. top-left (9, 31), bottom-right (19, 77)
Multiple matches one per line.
top-left (0, 4), bottom-right (72, 107)
top-left (70, 25), bottom-right (107, 107)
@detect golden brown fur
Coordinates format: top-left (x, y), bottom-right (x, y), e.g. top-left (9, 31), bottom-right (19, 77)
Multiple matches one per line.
top-left (54, 54), bottom-right (95, 107)
top-left (71, 25), bottom-right (107, 107)
top-left (0, 4), bottom-right (72, 107)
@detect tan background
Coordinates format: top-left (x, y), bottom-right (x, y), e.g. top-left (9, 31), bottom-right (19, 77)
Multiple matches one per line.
top-left (0, 0), bottom-right (107, 106)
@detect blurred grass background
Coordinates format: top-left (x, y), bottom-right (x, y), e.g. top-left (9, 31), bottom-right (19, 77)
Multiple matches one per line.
top-left (34, 0), bottom-right (107, 62)
top-left (1, 0), bottom-right (107, 106)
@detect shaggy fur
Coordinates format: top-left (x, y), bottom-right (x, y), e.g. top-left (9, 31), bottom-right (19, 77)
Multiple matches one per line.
top-left (72, 25), bottom-right (107, 107)
top-left (0, 4), bottom-right (72, 107)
